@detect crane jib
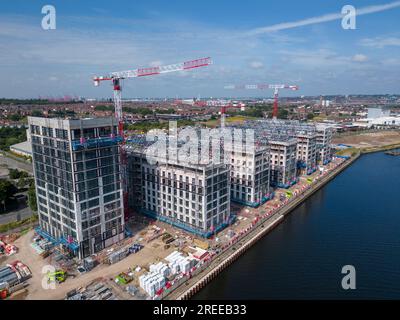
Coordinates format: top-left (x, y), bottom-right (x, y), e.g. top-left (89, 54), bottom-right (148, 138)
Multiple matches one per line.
top-left (184, 57), bottom-right (211, 69)
top-left (137, 67), bottom-right (161, 77)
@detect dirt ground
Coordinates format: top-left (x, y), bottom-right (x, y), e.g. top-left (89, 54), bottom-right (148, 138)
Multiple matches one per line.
top-left (2, 228), bottom-right (178, 300)
top-left (333, 130), bottom-right (400, 148)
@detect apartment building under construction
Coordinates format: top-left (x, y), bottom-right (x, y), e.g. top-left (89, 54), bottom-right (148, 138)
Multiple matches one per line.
top-left (268, 137), bottom-right (298, 188)
top-left (316, 123), bottom-right (334, 164)
top-left (226, 135), bottom-right (272, 207)
top-left (296, 131), bottom-right (318, 175)
top-left (126, 136), bottom-right (232, 237)
top-left (28, 117), bottom-right (125, 259)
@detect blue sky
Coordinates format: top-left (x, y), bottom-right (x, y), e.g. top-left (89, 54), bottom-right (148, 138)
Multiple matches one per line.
top-left (0, 0), bottom-right (400, 98)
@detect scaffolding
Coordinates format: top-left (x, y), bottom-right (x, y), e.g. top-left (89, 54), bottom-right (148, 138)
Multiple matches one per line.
top-left (232, 119), bottom-right (318, 141)
top-left (125, 130), bottom-right (233, 237)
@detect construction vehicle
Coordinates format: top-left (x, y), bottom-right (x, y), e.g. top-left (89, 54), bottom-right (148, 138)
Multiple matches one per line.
top-left (115, 272), bottom-right (132, 285)
top-left (47, 270), bottom-right (67, 284)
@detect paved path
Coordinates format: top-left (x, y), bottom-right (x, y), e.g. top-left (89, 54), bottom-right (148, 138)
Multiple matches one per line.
top-left (0, 206), bottom-right (34, 225)
top-left (0, 152), bottom-right (33, 173)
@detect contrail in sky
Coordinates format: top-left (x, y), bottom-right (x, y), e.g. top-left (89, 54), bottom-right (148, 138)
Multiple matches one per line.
top-left (247, 1), bottom-right (400, 35)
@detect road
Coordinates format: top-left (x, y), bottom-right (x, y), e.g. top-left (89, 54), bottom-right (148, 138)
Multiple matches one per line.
top-left (0, 152), bottom-right (33, 173)
top-left (0, 206), bottom-right (34, 225)
top-left (0, 152), bottom-right (34, 227)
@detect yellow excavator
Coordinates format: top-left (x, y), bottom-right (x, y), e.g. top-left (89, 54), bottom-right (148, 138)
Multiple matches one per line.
top-left (47, 270), bottom-right (67, 284)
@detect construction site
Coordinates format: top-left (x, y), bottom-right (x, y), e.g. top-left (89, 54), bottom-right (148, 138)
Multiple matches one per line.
top-left (0, 57), bottom-right (348, 301)
top-left (0, 152), bottom-right (348, 300)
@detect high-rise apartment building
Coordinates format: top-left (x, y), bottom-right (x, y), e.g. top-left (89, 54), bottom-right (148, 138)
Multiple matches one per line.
top-left (28, 117), bottom-right (124, 259)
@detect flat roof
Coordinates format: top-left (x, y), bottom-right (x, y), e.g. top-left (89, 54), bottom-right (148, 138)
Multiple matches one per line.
top-left (10, 140), bottom-right (32, 155)
top-left (27, 116), bottom-right (118, 129)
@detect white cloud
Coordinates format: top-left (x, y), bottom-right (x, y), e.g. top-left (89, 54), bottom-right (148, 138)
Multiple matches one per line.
top-left (247, 1), bottom-right (400, 35)
top-left (382, 58), bottom-right (400, 65)
top-left (352, 54), bottom-right (368, 62)
top-left (249, 61), bottom-right (264, 69)
top-left (360, 36), bottom-right (400, 48)
top-left (280, 49), bottom-right (349, 67)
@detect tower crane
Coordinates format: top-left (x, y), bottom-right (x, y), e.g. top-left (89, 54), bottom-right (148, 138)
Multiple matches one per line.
top-left (219, 102), bottom-right (244, 128)
top-left (224, 84), bottom-right (299, 119)
top-left (93, 57), bottom-right (212, 221)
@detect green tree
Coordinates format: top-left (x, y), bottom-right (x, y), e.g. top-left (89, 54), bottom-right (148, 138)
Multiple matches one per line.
top-left (278, 109), bottom-right (289, 119)
top-left (31, 110), bottom-right (44, 117)
top-left (307, 113), bottom-right (315, 120)
top-left (0, 179), bottom-right (18, 211)
top-left (8, 114), bottom-right (22, 121)
top-left (17, 177), bottom-right (27, 189)
top-left (9, 168), bottom-right (28, 179)
top-left (0, 127), bottom-right (27, 150)
top-left (155, 108), bottom-right (175, 114)
top-left (94, 105), bottom-right (114, 111)
top-left (28, 183), bottom-right (37, 212)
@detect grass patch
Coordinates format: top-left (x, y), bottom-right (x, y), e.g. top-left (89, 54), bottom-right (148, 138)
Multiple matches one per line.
top-left (335, 142), bottom-right (400, 157)
top-left (0, 214), bottom-right (38, 233)
top-left (312, 115), bottom-right (328, 122)
top-left (360, 143), bottom-right (400, 154)
top-left (335, 147), bottom-right (358, 156)
top-left (227, 115), bottom-right (258, 123)
top-left (201, 115), bottom-right (259, 128)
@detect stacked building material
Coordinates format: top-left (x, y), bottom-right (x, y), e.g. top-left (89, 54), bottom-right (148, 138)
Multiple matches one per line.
top-left (139, 272), bottom-right (166, 297)
top-left (128, 243), bottom-right (143, 254)
top-left (149, 262), bottom-right (171, 278)
top-left (107, 248), bottom-right (129, 264)
top-left (65, 281), bottom-right (117, 300)
top-left (0, 266), bottom-right (20, 287)
top-left (165, 251), bottom-right (195, 275)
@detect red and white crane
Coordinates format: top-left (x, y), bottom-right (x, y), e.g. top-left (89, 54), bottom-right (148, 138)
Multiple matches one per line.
top-left (94, 57), bottom-right (212, 136)
top-left (224, 84), bottom-right (299, 119)
top-left (219, 102), bottom-right (243, 128)
top-left (93, 57), bottom-right (212, 221)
